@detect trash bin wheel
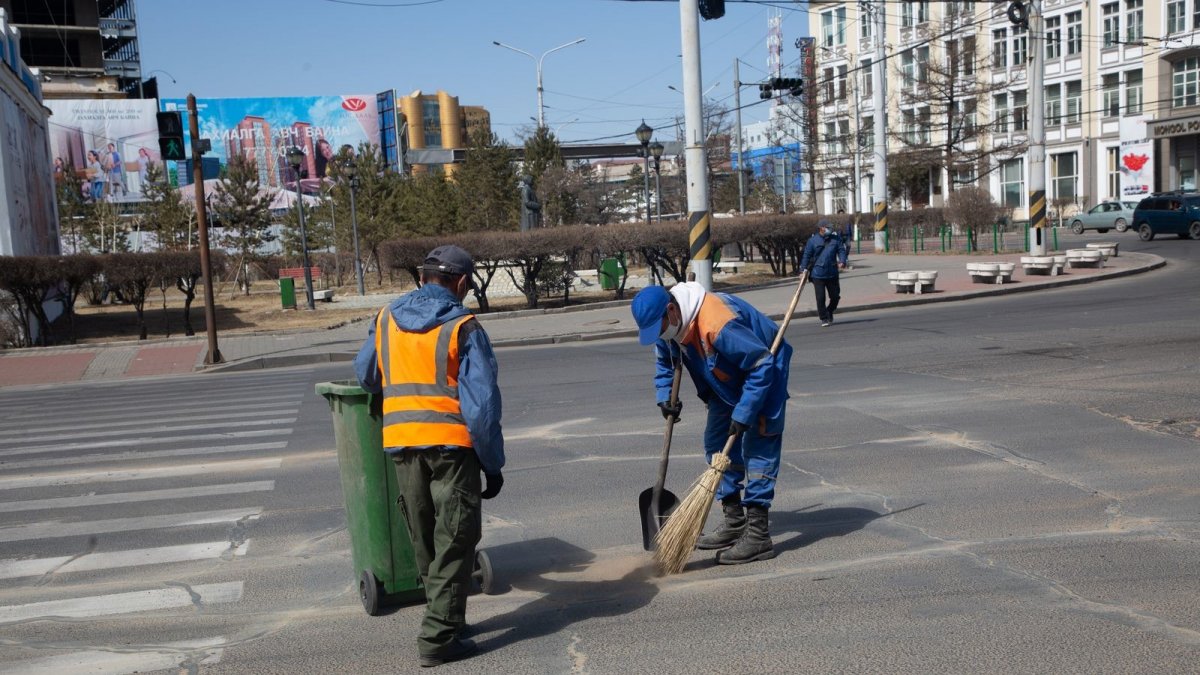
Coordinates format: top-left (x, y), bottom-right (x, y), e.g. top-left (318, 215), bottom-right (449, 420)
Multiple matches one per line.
top-left (472, 550), bottom-right (494, 595)
top-left (360, 569), bottom-right (383, 615)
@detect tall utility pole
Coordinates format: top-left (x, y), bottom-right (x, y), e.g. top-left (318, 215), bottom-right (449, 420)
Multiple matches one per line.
top-left (492, 38), bottom-right (586, 128)
top-left (1027, 0), bottom-right (1047, 255)
top-left (734, 58), bottom-right (746, 216)
top-left (869, 0), bottom-right (889, 251)
top-left (680, 0), bottom-right (712, 289)
top-left (187, 94), bottom-right (222, 365)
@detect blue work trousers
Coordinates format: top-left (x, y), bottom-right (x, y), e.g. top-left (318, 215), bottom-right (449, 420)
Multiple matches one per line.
top-left (703, 399), bottom-right (784, 507)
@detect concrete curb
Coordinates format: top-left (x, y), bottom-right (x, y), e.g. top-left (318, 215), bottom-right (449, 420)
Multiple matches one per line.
top-left (206, 351), bottom-right (355, 373)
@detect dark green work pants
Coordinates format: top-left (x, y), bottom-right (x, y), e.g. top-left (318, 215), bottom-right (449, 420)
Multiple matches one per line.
top-left (391, 448), bottom-right (482, 656)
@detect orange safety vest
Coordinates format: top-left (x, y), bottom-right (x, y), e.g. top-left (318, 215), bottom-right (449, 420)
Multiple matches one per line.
top-left (374, 309), bottom-right (475, 449)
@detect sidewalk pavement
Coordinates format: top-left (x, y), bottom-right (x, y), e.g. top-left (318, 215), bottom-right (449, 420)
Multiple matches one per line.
top-left (0, 250), bottom-right (1165, 388)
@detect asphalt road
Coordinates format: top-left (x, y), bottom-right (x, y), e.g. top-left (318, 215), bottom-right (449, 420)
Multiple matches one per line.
top-left (0, 233), bottom-right (1197, 674)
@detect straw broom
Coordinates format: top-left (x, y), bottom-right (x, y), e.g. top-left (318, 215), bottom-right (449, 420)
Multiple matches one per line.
top-left (653, 269), bottom-right (810, 575)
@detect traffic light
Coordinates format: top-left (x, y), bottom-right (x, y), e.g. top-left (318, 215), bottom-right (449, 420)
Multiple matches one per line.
top-left (699, 0), bottom-right (725, 20)
top-left (780, 77), bottom-right (804, 97)
top-left (759, 83), bottom-right (773, 100)
top-left (156, 111), bottom-right (185, 161)
top-left (1006, 1), bottom-right (1028, 28)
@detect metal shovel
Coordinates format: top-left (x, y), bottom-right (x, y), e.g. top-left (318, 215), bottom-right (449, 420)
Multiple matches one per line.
top-left (639, 363), bottom-right (683, 551)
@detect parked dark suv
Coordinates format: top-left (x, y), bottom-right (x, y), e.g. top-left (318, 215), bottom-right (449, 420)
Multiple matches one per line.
top-left (1132, 193), bottom-right (1200, 241)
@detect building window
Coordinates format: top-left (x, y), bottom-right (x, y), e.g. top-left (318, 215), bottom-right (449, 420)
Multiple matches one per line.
top-left (824, 122), bottom-right (838, 155)
top-left (901, 0), bottom-right (928, 28)
top-left (918, 107), bottom-right (931, 144)
top-left (1126, 69), bottom-right (1143, 114)
top-left (1174, 57), bottom-right (1200, 108)
top-left (831, 178), bottom-right (848, 214)
top-left (1066, 11), bottom-right (1082, 55)
top-left (1046, 83), bottom-right (1062, 126)
top-left (1167, 1), bottom-right (1185, 35)
top-left (860, 9), bottom-right (873, 40)
top-left (902, 53), bottom-right (916, 89)
top-left (917, 47), bottom-right (929, 84)
top-left (860, 116), bottom-right (873, 150)
top-left (1066, 80), bottom-right (1082, 123)
top-left (862, 58), bottom-right (873, 97)
top-left (1107, 147), bottom-right (1120, 200)
top-left (824, 67), bottom-right (836, 102)
top-left (822, 7), bottom-right (847, 47)
top-left (422, 100), bottom-right (442, 147)
top-left (1051, 152), bottom-right (1078, 202)
top-left (1102, 3), bottom-right (1120, 48)
top-left (1045, 16), bottom-right (1061, 60)
top-left (837, 65), bottom-right (849, 100)
top-left (839, 120), bottom-right (850, 154)
top-left (948, 37), bottom-right (976, 76)
top-left (1125, 0), bottom-right (1143, 42)
top-left (1103, 74), bottom-right (1120, 117)
top-left (1013, 90), bottom-right (1028, 132)
top-left (1001, 158), bottom-right (1024, 208)
top-left (957, 99), bottom-right (977, 135)
top-left (992, 29), bottom-right (1008, 68)
top-left (1012, 24), bottom-right (1028, 66)
top-left (994, 93), bottom-right (1010, 133)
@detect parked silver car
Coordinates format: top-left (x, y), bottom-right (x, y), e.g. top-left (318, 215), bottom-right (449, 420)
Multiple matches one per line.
top-left (1069, 201), bottom-right (1140, 234)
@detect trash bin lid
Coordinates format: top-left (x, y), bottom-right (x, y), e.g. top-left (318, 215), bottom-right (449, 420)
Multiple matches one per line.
top-left (314, 380), bottom-right (367, 398)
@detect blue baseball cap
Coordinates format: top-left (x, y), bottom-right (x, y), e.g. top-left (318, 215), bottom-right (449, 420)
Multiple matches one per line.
top-left (631, 286), bottom-right (671, 345)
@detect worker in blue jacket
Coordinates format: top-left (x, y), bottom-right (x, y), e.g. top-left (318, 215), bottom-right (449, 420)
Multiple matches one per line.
top-left (800, 219), bottom-right (849, 327)
top-left (354, 245), bottom-right (503, 667)
top-left (631, 282), bottom-right (791, 564)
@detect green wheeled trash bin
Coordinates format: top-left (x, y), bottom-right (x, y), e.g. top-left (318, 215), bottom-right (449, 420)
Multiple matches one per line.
top-left (280, 277), bottom-right (297, 310)
top-left (316, 380), bottom-right (423, 615)
top-left (316, 380), bottom-right (495, 616)
top-left (599, 257), bottom-right (623, 291)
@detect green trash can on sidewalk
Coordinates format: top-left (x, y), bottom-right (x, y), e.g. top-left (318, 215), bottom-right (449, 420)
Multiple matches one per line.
top-left (280, 277), bottom-right (297, 310)
top-left (598, 256), bottom-right (624, 291)
top-left (316, 380), bottom-right (423, 615)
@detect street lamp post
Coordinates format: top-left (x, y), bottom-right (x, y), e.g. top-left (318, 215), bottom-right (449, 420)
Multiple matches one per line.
top-left (286, 147), bottom-right (315, 310)
top-left (636, 120), bottom-right (653, 226)
top-left (492, 38), bottom-right (586, 128)
top-left (342, 155), bottom-right (365, 297)
top-left (650, 141), bottom-right (664, 223)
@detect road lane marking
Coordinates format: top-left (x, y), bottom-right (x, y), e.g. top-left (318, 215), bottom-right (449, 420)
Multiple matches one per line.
top-left (0, 481), bottom-right (275, 513)
top-left (0, 458), bottom-right (283, 490)
top-left (0, 406), bottom-right (303, 435)
top-left (1, 637), bottom-right (226, 674)
top-left (0, 541), bottom-right (250, 580)
top-left (0, 418), bottom-right (298, 446)
top-left (0, 442), bottom-right (288, 471)
top-left (1, 392), bottom-right (305, 424)
top-left (0, 582), bottom-right (243, 624)
top-left (0, 507), bottom-right (262, 543)
top-left (0, 429), bottom-right (292, 458)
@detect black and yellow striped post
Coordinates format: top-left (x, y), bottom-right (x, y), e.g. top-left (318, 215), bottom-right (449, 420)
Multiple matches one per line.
top-left (689, 209), bottom-right (712, 272)
top-left (1029, 188), bottom-right (1046, 253)
top-left (873, 201), bottom-right (889, 252)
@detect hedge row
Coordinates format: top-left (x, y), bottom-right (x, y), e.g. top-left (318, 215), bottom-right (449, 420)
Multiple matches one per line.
top-left (0, 251), bottom-right (226, 347)
top-left (378, 210), bottom-right (942, 310)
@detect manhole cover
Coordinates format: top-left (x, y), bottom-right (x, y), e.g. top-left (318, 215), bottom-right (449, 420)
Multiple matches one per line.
top-left (582, 319), bottom-right (621, 327)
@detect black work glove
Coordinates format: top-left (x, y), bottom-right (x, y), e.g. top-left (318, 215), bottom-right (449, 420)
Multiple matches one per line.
top-left (728, 420), bottom-right (749, 437)
top-left (658, 400), bottom-right (682, 423)
top-left (481, 472), bottom-right (504, 500)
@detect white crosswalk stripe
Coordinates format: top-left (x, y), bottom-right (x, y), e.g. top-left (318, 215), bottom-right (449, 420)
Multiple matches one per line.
top-left (1, 637), bottom-right (227, 674)
top-left (0, 372), bottom-right (316, 670)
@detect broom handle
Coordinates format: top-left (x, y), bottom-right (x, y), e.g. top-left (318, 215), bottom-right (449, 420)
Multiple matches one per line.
top-left (720, 269), bottom-right (809, 460)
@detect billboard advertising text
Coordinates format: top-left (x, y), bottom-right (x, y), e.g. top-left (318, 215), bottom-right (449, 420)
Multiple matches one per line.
top-left (160, 96), bottom-right (379, 193)
top-left (1119, 115), bottom-right (1154, 198)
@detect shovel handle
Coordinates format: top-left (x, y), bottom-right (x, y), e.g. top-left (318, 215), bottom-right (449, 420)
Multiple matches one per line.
top-left (654, 364), bottom-right (683, 495)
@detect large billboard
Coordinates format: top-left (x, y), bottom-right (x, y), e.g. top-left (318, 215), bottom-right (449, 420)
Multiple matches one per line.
top-left (160, 96), bottom-right (380, 193)
top-left (45, 99), bottom-right (160, 204)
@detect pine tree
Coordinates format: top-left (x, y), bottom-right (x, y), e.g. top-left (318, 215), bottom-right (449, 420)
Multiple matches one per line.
top-left (210, 154), bottom-right (274, 294)
top-left (455, 129), bottom-right (518, 231)
top-left (139, 163), bottom-right (195, 251)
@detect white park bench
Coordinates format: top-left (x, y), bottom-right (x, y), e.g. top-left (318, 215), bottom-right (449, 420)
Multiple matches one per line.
top-left (1020, 255), bottom-right (1067, 276)
top-left (966, 262), bottom-right (1015, 284)
top-left (1085, 242), bottom-right (1119, 259)
top-left (887, 270), bottom-right (938, 294)
top-left (1065, 248), bottom-right (1104, 268)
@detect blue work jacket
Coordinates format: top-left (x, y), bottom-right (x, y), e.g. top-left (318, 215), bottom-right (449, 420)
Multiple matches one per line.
top-left (653, 292), bottom-right (791, 431)
top-left (800, 232), bottom-right (849, 280)
top-left (354, 283), bottom-right (505, 475)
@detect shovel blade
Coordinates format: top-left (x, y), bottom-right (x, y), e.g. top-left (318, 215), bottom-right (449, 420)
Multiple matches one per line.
top-left (639, 487), bottom-right (680, 551)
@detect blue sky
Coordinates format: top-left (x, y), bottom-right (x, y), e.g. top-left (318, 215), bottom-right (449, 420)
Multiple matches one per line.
top-left (138, 0), bottom-right (810, 146)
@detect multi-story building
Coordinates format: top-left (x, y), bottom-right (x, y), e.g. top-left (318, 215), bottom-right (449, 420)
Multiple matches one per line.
top-left (400, 89), bottom-right (491, 176)
top-left (804, 0), bottom-right (1189, 218)
top-left (1, 0), bottom-right (142, 99)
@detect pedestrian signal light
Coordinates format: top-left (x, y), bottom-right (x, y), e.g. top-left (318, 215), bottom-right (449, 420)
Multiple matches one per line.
top-left (699, 0), bottom-right (725, 20)
top-left (156, 111), bottom-right (186, 161)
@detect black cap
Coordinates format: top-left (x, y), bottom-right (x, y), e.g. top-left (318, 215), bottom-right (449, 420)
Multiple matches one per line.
top-left (422, 245), bottom-right (473, 277)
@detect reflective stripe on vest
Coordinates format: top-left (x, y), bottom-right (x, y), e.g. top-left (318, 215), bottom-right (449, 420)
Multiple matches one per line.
top-left (375, 308), bottom-right (474, 449)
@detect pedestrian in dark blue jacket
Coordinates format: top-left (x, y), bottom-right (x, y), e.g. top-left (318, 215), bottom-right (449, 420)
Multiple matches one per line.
top-left (800, 220), bottom-right (849, 327)
top-left (631, 282), bottom-right (791, 565)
